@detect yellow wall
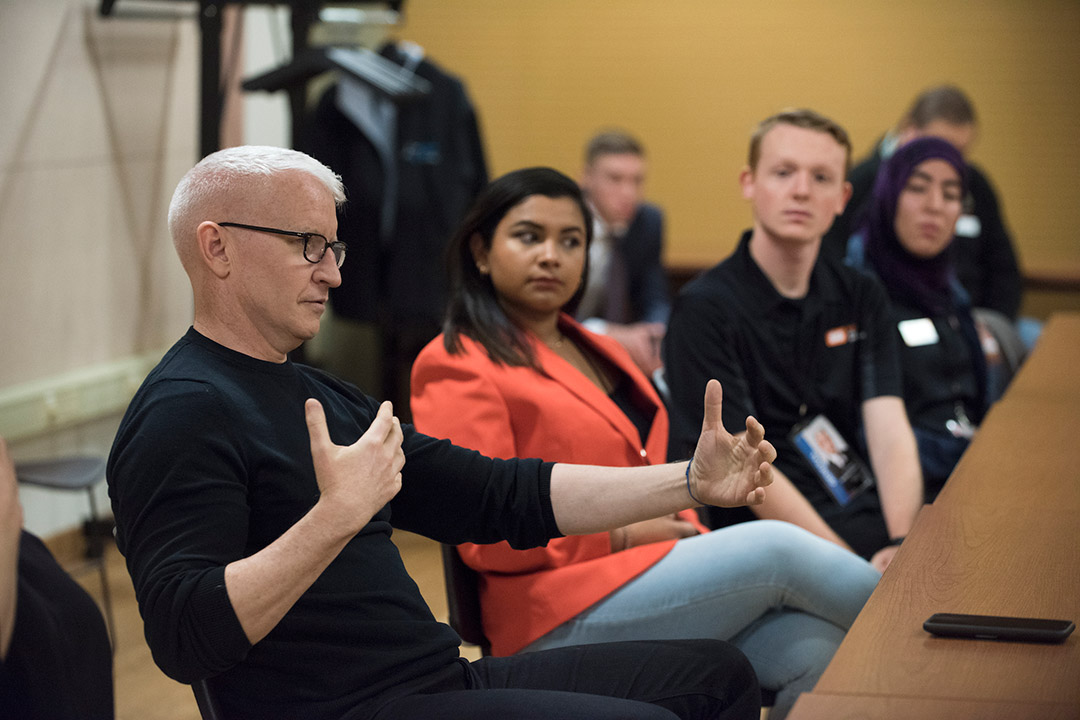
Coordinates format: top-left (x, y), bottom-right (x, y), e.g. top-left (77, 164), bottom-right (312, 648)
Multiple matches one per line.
top-left (398, 0), bottom-right (1079, 273)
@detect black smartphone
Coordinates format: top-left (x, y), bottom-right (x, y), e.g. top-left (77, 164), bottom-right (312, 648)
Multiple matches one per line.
top-left (924, 613), bottom-right (1075, 643)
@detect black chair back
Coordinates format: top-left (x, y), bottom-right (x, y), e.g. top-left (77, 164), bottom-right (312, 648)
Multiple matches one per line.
top-left (439, 543), bottom-right (491, 656)
top-left (192, 678), bottom-right (222, 720)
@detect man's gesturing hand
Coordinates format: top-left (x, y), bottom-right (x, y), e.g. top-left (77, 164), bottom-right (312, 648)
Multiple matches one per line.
top-left (689, 380), bottom-right (776, 507)
top-left (305, 399), bottom-right (405, 535)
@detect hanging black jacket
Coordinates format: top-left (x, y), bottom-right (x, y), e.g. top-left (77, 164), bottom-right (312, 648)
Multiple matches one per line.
top-left (303, 43), bottom-right (488, 327)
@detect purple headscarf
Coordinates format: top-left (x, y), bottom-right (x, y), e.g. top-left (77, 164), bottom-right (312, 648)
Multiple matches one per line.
top-left (860, 136), bottom-right (967, 315)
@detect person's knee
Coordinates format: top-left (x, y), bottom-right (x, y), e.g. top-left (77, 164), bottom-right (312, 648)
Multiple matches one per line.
top-left (745, 519), bottom-right (821, 565)
top-left (710, 640), bottom-right (759, 703)
top-left (703, 640), bottom-right (761, 719)
top-left (654, 639), bottom-right (760, 714)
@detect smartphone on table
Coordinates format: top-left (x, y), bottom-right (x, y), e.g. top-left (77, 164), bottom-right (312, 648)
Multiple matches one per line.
top-left (924, 613), bottom-right (1075, 643)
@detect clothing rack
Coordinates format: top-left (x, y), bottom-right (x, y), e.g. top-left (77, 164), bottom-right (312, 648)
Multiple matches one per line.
top-left (99, 1), bottom-right (409, 158)
top-left (243, 46), bottom-right (430, 101)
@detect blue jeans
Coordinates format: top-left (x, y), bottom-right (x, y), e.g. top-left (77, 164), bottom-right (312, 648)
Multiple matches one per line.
top-left (522, 520), bottom-right (880, 720)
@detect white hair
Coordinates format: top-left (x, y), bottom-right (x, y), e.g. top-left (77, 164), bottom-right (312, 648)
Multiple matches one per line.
top-left (167, 145), bottom-right (346, 258)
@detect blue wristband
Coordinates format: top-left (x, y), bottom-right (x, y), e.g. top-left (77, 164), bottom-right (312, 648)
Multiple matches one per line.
top-left (685, 455), bottom-right (706, 506)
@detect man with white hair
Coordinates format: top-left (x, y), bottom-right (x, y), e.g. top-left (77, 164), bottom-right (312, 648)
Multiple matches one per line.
top-left (108, 145), bottom-right (775, 720)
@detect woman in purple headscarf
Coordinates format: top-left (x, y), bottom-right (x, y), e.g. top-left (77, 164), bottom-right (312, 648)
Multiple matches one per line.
top-left (846, 137), bottom-right (990, 501)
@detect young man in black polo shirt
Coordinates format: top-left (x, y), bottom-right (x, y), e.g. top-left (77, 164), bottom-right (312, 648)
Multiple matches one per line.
top-left (664, 109), bottom-right (923, 571)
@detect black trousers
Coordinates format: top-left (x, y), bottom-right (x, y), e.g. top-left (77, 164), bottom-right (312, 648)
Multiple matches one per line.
top-left (369, 639), bottom-right (760, 720)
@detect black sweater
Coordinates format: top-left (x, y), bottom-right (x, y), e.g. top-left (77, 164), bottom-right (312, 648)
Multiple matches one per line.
top-left (0, 531), bottom-right (114, 720)
top-left (108, 328), bottom-right (557, 720)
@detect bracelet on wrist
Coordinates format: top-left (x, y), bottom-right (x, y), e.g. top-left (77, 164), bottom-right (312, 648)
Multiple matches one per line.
top-left (887, 535), bottom-right (906, 547)
top-left (685, 455), bottom-right (706, 506)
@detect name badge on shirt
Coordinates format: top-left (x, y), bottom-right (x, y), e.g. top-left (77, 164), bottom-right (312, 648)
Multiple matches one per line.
top-left (824, 324), bottom-right (858, 348)
top-left (955, 214), bottom-right (981, 238)
top-left (898, 318), bottom-right (940, 347)
top-left (790, 414), bottom-right (874, 507)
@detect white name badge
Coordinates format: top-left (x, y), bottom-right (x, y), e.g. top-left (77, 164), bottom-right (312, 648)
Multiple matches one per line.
top-left (956, 214), bottom-right (981, 238)
top-left (898, 318), bottom-right (940, 347)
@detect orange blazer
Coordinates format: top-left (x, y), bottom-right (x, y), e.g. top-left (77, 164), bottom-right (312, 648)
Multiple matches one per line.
top-left (410, 314), bottom-right (706, 656)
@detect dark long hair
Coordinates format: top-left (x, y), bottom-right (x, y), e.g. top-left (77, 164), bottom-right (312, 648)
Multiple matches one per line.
top-left (442, 167), bottom-right (593, 367)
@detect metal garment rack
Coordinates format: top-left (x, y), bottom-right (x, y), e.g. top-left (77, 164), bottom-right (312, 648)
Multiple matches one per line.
top-left (99, 1), bottom-right (407, 158)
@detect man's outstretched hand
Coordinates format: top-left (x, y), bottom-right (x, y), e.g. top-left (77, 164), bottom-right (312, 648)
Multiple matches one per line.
top-left (689, 379), bottom-right (776, 507)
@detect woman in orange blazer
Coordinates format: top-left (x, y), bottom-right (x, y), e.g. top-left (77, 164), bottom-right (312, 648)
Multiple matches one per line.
top-left (410, 167), bottom-right (880, 719)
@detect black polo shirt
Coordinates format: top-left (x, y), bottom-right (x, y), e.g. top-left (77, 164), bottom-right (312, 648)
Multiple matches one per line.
top-left (888, 300), bottom-right (985, 435)
top-left (664, 231), bottom-right (903, 556)
top-left (870, 279), bottom-right (988, 501)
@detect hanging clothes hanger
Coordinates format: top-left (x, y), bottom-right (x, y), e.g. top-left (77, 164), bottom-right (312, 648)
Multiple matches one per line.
top-left (241, 1), bottom-right (430, 103)
top-left (242, 47), bottom-right (429, 101)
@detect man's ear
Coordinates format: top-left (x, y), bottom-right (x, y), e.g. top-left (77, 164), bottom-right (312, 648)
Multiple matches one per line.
top-left (739, 165), bottom-right (755, 200)
top-left (196, 221), bottom-right (231, 278)
top-left (836, 180), bottom-right (854, 215)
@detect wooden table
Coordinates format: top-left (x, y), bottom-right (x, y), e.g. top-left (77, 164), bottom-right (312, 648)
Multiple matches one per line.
top-left (788, 313), bottom-right (1080, 720)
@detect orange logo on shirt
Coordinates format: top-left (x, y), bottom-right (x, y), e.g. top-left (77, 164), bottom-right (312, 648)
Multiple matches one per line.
top-left (825, 324), bottom-right (858, 348)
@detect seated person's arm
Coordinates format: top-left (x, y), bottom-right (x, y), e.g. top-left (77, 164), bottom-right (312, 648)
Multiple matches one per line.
top-left (862, 395), bottom-right (923, 569)
top-left (730, 439), bottom-right (851, 550)
top-left (410, 344), bottom-right (695, 564)
top-left (112, 391), bottom-right (404, 680)
top-left (583, 208), bottom-right (669, 375)
top-left (611, 513), bottom-right (699, 551)
top-left (409, 345), bottom-right (517, 460)
top-left (0, 438), bottom-right (20, 660)
top-left (661, 290), bottom-right (844, 545)
top-left (225, 400), bottom-right (404, 644)
top-left (551, 380), bottom-right (774, 535)
top-left (598, 322), bottom-right (665, 376)
top-left (410, 350), bottom-right (585, 573)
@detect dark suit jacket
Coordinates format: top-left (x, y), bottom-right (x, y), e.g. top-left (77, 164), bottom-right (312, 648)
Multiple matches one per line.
top-left (581, 202), bottom-right (672, 325)
top-left (302, 46), bottom-right (488, 327)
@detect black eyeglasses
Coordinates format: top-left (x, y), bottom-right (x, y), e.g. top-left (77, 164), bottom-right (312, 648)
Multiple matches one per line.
top-left (217, 222), bottom-right (347, 268)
